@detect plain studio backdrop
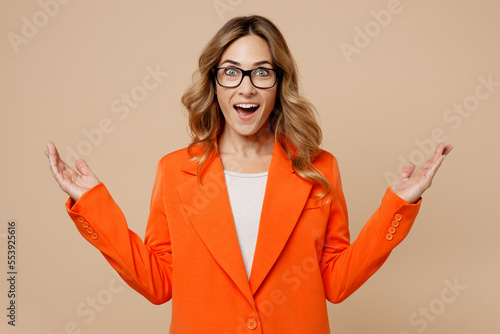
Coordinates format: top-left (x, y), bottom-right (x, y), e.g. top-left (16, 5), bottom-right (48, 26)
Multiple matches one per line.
top-left (1, 0), bottom-right (499, 333)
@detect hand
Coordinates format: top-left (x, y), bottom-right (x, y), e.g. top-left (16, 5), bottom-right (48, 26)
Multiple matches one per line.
top-left (391, 142), bottom-right (453, 204)
top-left (45, 141), bottom-right (100, 202)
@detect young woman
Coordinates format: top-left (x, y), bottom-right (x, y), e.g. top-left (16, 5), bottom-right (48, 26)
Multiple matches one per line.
top-left (46, 15), bottom-right (453, 333)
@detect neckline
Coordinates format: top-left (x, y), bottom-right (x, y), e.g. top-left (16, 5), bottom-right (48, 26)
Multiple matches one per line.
top-left (223, 170), bottom-right (268, 178)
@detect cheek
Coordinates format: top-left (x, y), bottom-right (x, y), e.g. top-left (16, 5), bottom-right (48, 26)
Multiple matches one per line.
top-left (215, 90), bottom-right (227, 108)
top-left (216, 91), bottom-right (233, 117)
top-left (265, 90), bottom-right (278, 107)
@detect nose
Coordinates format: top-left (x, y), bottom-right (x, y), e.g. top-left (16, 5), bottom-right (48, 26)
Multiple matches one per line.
top-left (237, 75), bottom-right (256, 95)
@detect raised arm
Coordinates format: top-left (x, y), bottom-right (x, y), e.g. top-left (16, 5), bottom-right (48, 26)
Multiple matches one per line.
top-left (45, 141), bottom-right (173, 304)
top-left (321, 143), bottom-right (452, 303)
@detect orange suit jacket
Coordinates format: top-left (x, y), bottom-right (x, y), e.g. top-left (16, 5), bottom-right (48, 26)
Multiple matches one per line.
top-left (65, 140), bottom-right (421, 333)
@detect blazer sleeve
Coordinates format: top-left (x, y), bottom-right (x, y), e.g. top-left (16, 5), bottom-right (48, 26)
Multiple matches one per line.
top-left (65, 159), bottom-right (172, 305)
top-left (320, 155), bottom-right (422, 303)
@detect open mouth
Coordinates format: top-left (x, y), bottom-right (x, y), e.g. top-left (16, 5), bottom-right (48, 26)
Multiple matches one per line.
top-left (234, 103), bottom-right (260, 116)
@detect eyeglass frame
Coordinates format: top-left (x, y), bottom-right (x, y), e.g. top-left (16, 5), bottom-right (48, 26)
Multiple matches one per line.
top-left (212, 66), bottom-right (281, 89)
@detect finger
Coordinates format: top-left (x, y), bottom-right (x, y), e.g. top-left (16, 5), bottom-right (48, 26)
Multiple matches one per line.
top-left (48, 160), bottom-right (66, 185)
top-left (46, 141), bottom-right (61, 167)
top-left (47, 141), bottom-right (67, 164)
top-left (47, 141), bottom-right (70, 172)
top-left (47, 141), bottom-right (73, 184)
top-left (399, 162), bottom-right (415, 179)
top-left (46, 141), bottom-right (61, 173)
top-left (436, 142), bottom-right (445, 155)
top-left (75, 159), bottom-right (95, 177)
top-left (62, 168), bottom-right (77, 180)
top-left (443, 144), bottom-right (454, 156)
top-left (426, 151), bottom-right (447, 177)
top-left (46, 140), bottom-right (57, 156)
top-left (421, 142), bottom-right (445, 169)
top-left (427, 143), bottom-right (452, 172)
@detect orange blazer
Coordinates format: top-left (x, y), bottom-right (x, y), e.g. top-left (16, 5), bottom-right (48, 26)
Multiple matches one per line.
top-left (65, 140), bottom-right (421, 333)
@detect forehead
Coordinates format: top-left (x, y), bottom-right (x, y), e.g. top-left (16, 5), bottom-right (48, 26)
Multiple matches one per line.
top-left (219, 35), bottom-right (272, 66)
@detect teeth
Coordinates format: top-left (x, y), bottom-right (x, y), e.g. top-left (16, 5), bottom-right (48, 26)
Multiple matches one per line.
top-left (235, 104), bottom-right (259, 108)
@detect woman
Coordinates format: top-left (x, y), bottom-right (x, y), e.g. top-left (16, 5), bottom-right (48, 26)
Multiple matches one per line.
top-left (46, 15), bottom-right (452, 333)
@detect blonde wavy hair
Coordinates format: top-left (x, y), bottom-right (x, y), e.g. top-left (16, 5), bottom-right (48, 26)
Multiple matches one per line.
top-left (181, 15), bottom-right (332, 203)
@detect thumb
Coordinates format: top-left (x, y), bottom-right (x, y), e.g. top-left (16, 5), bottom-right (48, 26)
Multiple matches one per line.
top-left (399, 162), bottom-right (415, 179)
top-left (75, 159), bottom-right (95, 177)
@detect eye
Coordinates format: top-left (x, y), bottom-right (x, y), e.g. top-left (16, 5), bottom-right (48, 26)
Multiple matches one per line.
top-left (224, 68), bottom-right (239, 76)
top-left (254, 68), bottom-right (271, 77)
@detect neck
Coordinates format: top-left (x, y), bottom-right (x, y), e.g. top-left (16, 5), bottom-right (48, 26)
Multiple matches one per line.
top-left (218, 124), bottom-right (274, 157)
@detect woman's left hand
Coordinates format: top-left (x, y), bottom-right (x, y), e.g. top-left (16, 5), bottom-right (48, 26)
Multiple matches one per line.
top-left (391, 142), bottom-right (453, 204)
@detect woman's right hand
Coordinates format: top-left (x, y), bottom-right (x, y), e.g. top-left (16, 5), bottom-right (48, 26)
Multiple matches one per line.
top-left (45, 141), bottom-right (100, 202)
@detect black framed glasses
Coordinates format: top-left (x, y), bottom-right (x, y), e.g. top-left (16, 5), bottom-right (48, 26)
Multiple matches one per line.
top-left (213, 66), bottom-right (279, 89)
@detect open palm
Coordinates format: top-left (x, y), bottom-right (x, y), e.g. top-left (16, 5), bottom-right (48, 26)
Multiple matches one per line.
top-left (391, 142), bottom-right (453, 204)
top-left (45, 141), bottom-right (99, 201)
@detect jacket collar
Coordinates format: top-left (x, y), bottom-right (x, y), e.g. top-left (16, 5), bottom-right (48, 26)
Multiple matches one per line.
top-left (180, 135), bottom-right (295, 175)
top-left (177, 138), bottom-right (312, 306)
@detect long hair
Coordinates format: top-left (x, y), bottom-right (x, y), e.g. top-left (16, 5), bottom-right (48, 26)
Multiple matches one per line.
top-left (181, 15), bottom-right (332, 203)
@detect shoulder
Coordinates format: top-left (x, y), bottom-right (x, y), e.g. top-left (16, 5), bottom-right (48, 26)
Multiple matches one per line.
top-left (308, 148), bottom-right (342, 185)
top-left (312, 148), bottom-right (340, 171)
top-left (156, 146), bottom-right (195, 172)
top-left (150, 146), bottom-right (198, 186)
top-left (159, 146), bottom-right (192, 163)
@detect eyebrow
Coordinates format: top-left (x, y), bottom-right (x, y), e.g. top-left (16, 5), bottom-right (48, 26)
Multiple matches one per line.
top-left (219, 59), bottom-right (273, 67)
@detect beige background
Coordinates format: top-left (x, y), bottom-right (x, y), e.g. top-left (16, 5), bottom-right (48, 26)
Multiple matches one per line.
top-left (1, 0), bottom-right (499, 333)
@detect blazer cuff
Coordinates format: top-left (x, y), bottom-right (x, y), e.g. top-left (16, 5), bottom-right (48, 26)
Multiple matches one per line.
top-left (65, 182), bottom-right (106, 212)
top-left (378, 187), bottom-right (422, 245)
top-left (385, 186), bottom-right (423, 206)
top-left (64, 182), bottom-right (121, 246)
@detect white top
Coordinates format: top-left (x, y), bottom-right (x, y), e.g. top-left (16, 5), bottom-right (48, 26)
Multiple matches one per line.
top-left (224, 170), bottom-right (268, 280)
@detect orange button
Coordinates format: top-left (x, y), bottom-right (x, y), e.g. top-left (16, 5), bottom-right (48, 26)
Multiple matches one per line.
top-left (388, 227), bottom-right (396, 234)
top-left (395, 214), bottom-right (402, 221)
top-left (392, 220), bottom-right (399, 227)
top-left (82, 222), bottom-right (89, 228)
top-left (386, 233), bottom-right (394, 241)
top-left (77, 217), bottom-right (84, 223)
top-left (246, 318), bottom-right (257, 330)
top-left (87, 227), bottom-right (93, 233)
top-left (91, 233), bottom-right (98, 240)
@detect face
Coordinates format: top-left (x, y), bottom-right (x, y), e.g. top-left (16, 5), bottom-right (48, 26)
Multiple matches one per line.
top-left (215, 35), bottom-right (278, 139)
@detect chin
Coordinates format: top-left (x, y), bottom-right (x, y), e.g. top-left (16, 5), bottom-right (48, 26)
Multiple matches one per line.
top-left (221, 104), bottom-right (273, 139)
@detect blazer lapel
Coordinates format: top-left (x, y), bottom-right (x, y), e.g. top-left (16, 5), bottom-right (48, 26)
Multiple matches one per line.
top-left (177, 146), bottom-right (254, 306)
top-left (249, 141), bottom-right (312, 294)
top-left (177, 140), bottom-right (313, 304)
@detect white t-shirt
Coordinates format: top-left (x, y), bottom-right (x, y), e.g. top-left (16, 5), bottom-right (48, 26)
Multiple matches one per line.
top-left (224, 170), bottom-right (268, 280)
